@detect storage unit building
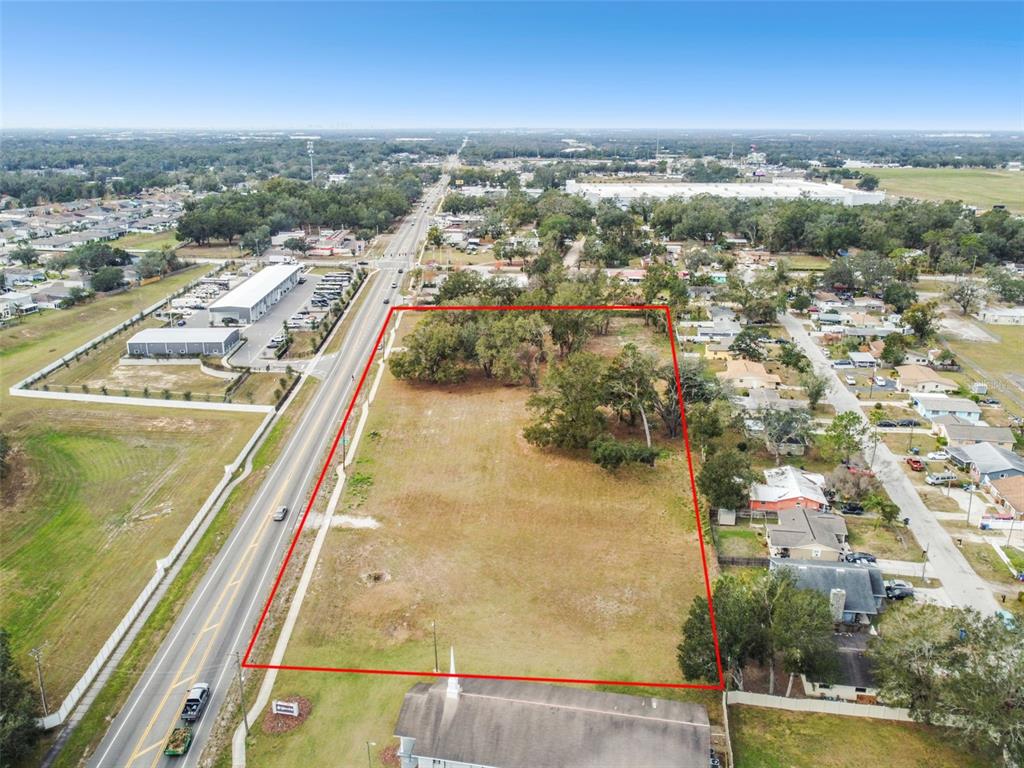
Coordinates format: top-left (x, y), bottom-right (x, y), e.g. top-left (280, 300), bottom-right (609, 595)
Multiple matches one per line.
top-left (208, 264), bottom-right (301, 325)
top-left (127, 327), bottom-right (241, 357)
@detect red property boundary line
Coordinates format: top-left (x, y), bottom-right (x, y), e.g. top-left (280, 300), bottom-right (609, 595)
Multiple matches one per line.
top-left (242, 304), bottom-right (726, 691)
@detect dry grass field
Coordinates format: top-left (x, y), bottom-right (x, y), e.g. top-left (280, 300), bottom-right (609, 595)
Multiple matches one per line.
top-left (245, 315), bottom-right (715, 766)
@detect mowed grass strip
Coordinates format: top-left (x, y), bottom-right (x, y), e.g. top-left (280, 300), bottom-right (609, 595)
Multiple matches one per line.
top-left (730, 705), bottom-right (996, 768)
top-left (0, 401), bottom-right (264, 700)
top-left (862, 167), bottom-right (1024, 213)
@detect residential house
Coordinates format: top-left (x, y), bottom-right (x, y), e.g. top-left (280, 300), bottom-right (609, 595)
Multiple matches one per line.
top-left (813, 291), bottom-right (844, 310)
top-left (849, 351), bottom-right (876, 368)
top-left (752, 466), bottom-right (829, 513)
top-left (932, 416), bottom-right (1015, 450)
top-left (717, 359), bottom-right (781, 390)
top-left (977, 306), bottom-right (1024, 325)
top-left (803, 633), bottom-right (879, 704)
top-left (705, 339), bottom-right (734, 361)
top-left (0, 291), bottom-right (37, 318)
top-left (770, 558), bottom-right (884, 624)
top-left (733, 388), bottom-right (807, 413)
top-left (948, 443), bottom-right (1024, 487)
top-left (766, 508), bottom-right (847, 560)
top-left (990, 476), bottom-right (1024, 520)
top-left (911, 394), bottom-right (982, 424)
top-left (895, 364), bottom-right (957, 394)
top-left (851, 296), bottom-right (885, 313)
top-left (394, 671), bottom-right (711, 768)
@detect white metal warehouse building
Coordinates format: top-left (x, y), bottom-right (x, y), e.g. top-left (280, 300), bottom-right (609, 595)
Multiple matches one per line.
top-left (208, 264), bottom-right (301, 325)
top-left (126, 327), bottom-right (242, 357)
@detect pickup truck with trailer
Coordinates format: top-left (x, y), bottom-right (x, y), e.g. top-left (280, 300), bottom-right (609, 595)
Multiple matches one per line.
top-left (164, 727), bottom-right (193, 757)
top-left (180, 683), bottom-right (211, 722)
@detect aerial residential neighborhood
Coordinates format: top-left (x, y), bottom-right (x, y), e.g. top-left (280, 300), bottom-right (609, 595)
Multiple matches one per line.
top-left (0, 2), bottom-right (1022, 768)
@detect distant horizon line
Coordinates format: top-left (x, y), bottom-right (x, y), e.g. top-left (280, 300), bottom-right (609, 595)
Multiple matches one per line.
top-left (2, 126), bottom-right (1021, 135)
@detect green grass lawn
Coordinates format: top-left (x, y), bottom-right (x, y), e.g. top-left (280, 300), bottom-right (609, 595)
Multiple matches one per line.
top-left (716, 525), bottom-right (768, 558)
top-left (961, 541), bottom-right (1019, 585)
top-left (846, 518), bottom-right (923, 561)
top-left (245, 319), bottom-right (713, 765)
top-left (0, 266), bottom-right (271, 701)
top-left (106, 230), bottom-right (180, 251)
top-left (857, 167), bottom-right (1024, 214)
top-left (730, 705), bottom-right (997, 768)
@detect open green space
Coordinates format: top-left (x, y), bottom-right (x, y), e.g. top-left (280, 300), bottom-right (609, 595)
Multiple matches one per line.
top-left (0, 400), bottom-right (263, 701)
top-left (730, 705), bottom-right (996, 768)
top-left (246, 319), bottom-right (711, 765)
top-left (961, 541), bottom-right (1019, 586)
top-left (857, 167), bottom-right (1024, 213)
top-left (846, 518), bottom-right (923, 561)
top-left (106, 230), bottom-right (180, 251)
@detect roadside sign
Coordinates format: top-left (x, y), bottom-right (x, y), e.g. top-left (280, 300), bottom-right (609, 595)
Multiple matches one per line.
top-left (272, 700), bottom-right (300, 717)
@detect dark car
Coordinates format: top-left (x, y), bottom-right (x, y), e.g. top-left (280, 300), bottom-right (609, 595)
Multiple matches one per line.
top-left (876, 419), bottom-right (898, 428)
top-left (838, 501), bottom-right (865, 515)
top-left (981, 398), bottom-right (1001, 406)
top-left (885, 579), bottom-right (915, 600)
top-left (845, 551), bottom-right (877, 565)
top-left (896, 418), bottom-right (920, 427)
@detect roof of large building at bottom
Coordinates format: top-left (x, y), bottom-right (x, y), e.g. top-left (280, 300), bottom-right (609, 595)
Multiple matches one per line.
top-left (128, 327), bottom-right (238, 344)
top-left (395, 678), bottom-right (711, 768)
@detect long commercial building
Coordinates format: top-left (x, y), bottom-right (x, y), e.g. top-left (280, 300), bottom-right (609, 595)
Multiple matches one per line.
top-left (565, 178), bottom-right (886, 206)
top-left (209, 264), bottom-right (301, 325)
top-left (126, 327), bottom-right (241, 357)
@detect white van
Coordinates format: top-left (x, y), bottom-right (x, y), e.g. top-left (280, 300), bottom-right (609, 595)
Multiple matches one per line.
top-left (925, 471), bottom-right (958, 486)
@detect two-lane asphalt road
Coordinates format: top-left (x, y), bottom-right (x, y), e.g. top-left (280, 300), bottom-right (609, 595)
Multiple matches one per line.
top-left (89, 176), bottom-right (448, 768)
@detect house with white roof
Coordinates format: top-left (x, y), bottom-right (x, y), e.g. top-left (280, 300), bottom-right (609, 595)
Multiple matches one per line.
top-left (911, 393), bottom-right (982, 424)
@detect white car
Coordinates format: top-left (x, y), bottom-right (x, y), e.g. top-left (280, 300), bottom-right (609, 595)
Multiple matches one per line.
top-left (926, 450), bottom-right (950, 461)
top-left (845, 375), bottom-right (856, 386)
top-left (873, 376), bottom-right (887, 387)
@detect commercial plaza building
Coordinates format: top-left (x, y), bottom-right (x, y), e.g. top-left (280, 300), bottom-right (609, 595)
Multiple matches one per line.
top-left (208, 264), bottom-right (301, 325)
top-left (126, 327), bottom-right (241, 357)
top-left (565, 178), bottom-right (886, 206)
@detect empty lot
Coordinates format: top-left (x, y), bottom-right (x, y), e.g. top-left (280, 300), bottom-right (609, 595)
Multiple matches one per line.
top-left (247, 315), bottom-right (714, 765)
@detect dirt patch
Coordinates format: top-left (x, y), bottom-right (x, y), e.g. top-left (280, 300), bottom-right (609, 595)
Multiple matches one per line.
top-left (261, 696), bottom-right (312, 734)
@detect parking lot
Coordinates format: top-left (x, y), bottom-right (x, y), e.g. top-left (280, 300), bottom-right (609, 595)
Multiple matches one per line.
top-left (228, 273), bottom-right (324, 367)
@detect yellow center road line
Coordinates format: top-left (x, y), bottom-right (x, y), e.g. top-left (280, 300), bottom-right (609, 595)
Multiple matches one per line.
top-left (132, 741), bottom-right (164, 760)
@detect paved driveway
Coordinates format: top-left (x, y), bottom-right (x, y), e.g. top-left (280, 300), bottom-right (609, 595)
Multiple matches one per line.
top-left (780, 311), bottom-right (1000, 615)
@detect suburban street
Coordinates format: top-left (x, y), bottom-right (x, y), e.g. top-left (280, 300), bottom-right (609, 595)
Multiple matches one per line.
top-left (87, 176), bottom-right (448, 768)
top-left (780, 311), bottom-right (1001, 615)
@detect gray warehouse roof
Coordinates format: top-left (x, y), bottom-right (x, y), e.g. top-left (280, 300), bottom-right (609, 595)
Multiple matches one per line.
top-left (396, 678), bottom-right (710, 768)
top-left (129, 327), bottom-right (239, 344)
top-left (209, 264), bottom-right (300, 311)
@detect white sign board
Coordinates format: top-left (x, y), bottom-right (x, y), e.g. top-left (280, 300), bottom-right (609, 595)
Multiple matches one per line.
top-left (272, 700), bottom-right (300, 717)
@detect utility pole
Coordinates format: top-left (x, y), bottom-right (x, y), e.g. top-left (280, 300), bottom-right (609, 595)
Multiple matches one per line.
top-left (921, 543), bottom-right (930, 580)
top-left (307, 140), bottom-right (315, 184)
top-left (432, 620), bottom-right (439, 673)
top-left (29, 647), bottom-right (48, 716)
top-left (234, 651), bottom-right (249, 736)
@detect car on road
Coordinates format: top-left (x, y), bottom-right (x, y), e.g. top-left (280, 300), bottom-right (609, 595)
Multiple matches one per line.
top-left (896, 418), bottom-right (920, 427)
top-left (180, 683), bottom-right (210, 722)
top-left (906, 457), bottom-right (925, 471)
top-left (926, 450), bottom-right (950, 461)
top-left (391, 282), bottom-right (398, 288)
top-left (885, 579), bottom-right (915, 600)
top-left (844, 375), bottom-right (856, 385)
top-left (926, 471), bottom-right (958, 486)
top-left (273, 505), bottom-right (288, 521)
top-left (383, 297), bottom-right (390, 304)
top-left (398, 268), bottom-right (404, 274)
top-left (875, 419), bottom-right (898, 428)
top-left (845, 551), bottom-right (877, 565)
top-left (873, 375), bottom-right (887, 387)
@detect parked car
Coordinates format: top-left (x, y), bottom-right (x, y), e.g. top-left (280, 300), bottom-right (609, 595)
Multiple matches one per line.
top-left (885, 580), bottom-right (915, 600)
top-left (896, 418), bottom-right (920, 427)
top-left (873, 376), bottom-right (887, 387)
top-left (981, 398), bottom-right (1001, 406)
top-left (838, 501), bottom-right (865, 515)
top-left (876, 419), bottom-right (898, 428)
top-left (845, 375), bottom-right (856, 385)
top-left (273, 505), bottom-right (288, 521)
top-left (833, 360), bottom-right (853, 369)
top-left (926, 471), bottom-right (958, 486)
top-left (906, 457), bottom-right (925, 471)
top-left (845, 551), bottom-right (877, 565)
top-left (926, 450), bottom-right (950, 461)
top-left (180, 683), bottom-right (210, 722)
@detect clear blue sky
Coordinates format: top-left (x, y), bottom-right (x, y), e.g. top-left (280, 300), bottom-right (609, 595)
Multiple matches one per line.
top-left (2, 1), bottom-right (1021, 130)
